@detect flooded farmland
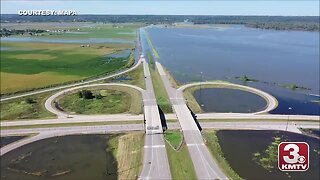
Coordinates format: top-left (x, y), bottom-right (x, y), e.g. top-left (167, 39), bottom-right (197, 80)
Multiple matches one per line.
top-left (144, 26), bottom-right (320, 115)
top-left (217, 130), bottom-right (320, 180)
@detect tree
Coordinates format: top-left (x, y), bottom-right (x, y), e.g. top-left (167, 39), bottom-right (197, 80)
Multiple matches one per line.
top-left (25, 97), bottom-right (35, 104)
top-left (79, 90), bottom-right (94, 99)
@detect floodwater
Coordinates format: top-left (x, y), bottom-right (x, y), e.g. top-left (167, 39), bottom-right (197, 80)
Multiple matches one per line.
top-left (193, 88), bottom-right (267, 113)
top-left (1, 36), bottom-right (133, 44)
top-left (1, 135), bottom-right (118, 180)
top-left (106, 49), bottom-right (131, 58)
top-left (1, 136), bottom-right (26, 148)
top-left (217, 130), bottom-right (320, 180)
top-left (143, 26), bottom-right (320, 115)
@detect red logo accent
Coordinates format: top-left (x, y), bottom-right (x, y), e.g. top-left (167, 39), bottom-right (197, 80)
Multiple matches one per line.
top-left (278, 142), bottom-right (309, 171)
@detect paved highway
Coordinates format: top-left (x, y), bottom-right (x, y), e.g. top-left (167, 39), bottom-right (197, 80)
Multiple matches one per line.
top-left (156, 61), bottom-right (228, 180)
top-left (139, 55), bottom-right (171, 179)
top-left (2, 121), bottom-right (318, 155)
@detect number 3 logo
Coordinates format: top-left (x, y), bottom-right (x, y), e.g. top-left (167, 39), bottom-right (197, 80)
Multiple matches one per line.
top-left (283, 144), bottom-right (300, 164)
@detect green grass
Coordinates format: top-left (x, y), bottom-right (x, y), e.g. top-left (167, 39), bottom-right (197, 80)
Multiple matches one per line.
top-left (203, 130), bottom-right (243, 180)
top-left (149, 59), bottom-right (172, 113)
top-left (0, 92), bottom-right (56, 121)
top-left (1, 41), bottom-right (135, 94)
top-left (1, 121), bottom-right (142, 130)
top-left (164, 130), bottom-right (183, 150)
top-left (165, 142), bottom-right (197, 180)
top-left (106, 64), bottom-right (146, 89)
top-left (58, 87), bottom-right (142, 115)
top-left (145, 29), bottom-right (160, 59)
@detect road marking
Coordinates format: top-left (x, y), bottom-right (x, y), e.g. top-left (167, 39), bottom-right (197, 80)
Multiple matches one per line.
top-left (186, 143), bottom-right (205, 146)
top-left (144, 145), bottom-right (165, 148)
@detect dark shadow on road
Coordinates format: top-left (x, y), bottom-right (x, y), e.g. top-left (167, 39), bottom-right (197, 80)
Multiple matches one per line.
top-left (158, 106), bottom-right (168, 132)
top-left (187, 106), bottom-right (202, 131)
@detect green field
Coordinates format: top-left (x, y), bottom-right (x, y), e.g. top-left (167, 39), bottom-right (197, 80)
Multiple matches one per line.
top-left (58, 86), bottom-right (142, 115)
top-left (1, 23), bottom-right (143, 95)
top-left (0, 92), bottom-right (56, 121)
top-left (164, 130), bottom-right (183, 150)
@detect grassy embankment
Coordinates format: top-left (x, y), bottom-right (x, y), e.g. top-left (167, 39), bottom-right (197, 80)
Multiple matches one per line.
top-left (58, 86), bottom-right (143, 115)
top-left (144, 29), bottom-right (160, 59)
top-left (202, 130), bottom-right (243, 180)
top-left (0, 92), bottom-right (56, 121)
top-left (147, 52), bottom-right (173, 113)
top-left (113, 132), bottom-right (145, 179)
top-left (164, 130), bottom-right (197, 180)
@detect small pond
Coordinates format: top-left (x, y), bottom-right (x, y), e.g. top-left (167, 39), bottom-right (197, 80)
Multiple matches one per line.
top-left (193, 88), bottom-right (267, 113)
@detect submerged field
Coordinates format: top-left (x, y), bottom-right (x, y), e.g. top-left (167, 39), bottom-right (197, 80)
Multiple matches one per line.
top-left (1, 23), bottom-right (141, 95)
top-left (1, 133), bottom-right (144, 180)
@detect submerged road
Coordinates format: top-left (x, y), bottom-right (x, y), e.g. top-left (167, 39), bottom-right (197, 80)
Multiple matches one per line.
top-left (156, 62), bottom-right (228, 180)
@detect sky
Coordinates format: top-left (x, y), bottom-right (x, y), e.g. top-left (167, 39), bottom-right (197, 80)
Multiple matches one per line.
top-left (1, 0), bottom-right (319, 16)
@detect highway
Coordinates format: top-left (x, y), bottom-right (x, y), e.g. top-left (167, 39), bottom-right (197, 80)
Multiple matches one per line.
top-left (156, 61), bottom-right (228, 180)
top-left (139, 55), bottom-right (171, 179)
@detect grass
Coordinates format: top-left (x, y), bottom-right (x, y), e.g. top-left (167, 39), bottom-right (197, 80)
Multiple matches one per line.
top-left (202, 130), bottom-right (243, 180)
top-left (1, 41), bottom-right (135, 94)
top-left (0, 92), bottom-right (56, 121)
top-left (115, 132), bottom-right (144, 179)
top-left (144, 29), bottom-right (160, 59)
top-left (164, 130), bottom-right (183, 150)
top-left (165, 142), bottom-right (197, 180)
top-left (1, 121), bottom-right (142, 130)
top-left (198, 119), bottom-right (320, 122)
top-left (149, 56), bottom-right (172, 113)
top-left (106, 64), bottom-right (146, 89)
top-left (58, 86), bottom-right (142, 115)
top-left (253, 136), bottom-right (281, 172)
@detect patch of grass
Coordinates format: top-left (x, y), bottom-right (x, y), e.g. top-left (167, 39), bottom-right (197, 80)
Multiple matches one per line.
top-left (165, 142), bottom-right (197, 180)
top-left (58, 87), bottom-right (142, 115)
top-left (1, 121), bottom-right (142, 130)
top-left (253, 136), bottom-right (281, 172)
top-left (145, 29), bottom-right (160, 59)
top-left (106, 64), bottom-right (146, 89)
top-left (0, 92), bottom-right (56, 121)
top-left (203, 130), bottom-right (243, 180)
top-left (164, 130), bottom-right (183, 150)
top-left (150, 66), bottom-right (173, 113)
top-left (116, 132), bottom-right (144, 179)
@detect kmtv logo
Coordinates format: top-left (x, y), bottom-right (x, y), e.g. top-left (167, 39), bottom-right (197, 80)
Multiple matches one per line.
top-left (278, 142), bottom-right (309, 171)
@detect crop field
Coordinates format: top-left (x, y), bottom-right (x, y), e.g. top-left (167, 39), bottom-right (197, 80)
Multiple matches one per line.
top-left (1, 42), bottom-right (133, 94)
top-left (0, 23), bottom-right (142, 95)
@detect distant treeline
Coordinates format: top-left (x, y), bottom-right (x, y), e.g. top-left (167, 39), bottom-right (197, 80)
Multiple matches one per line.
top-left (1, 14), bottom-right (319, 31)
top-left (0, 28), bottom-right (46, 36)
